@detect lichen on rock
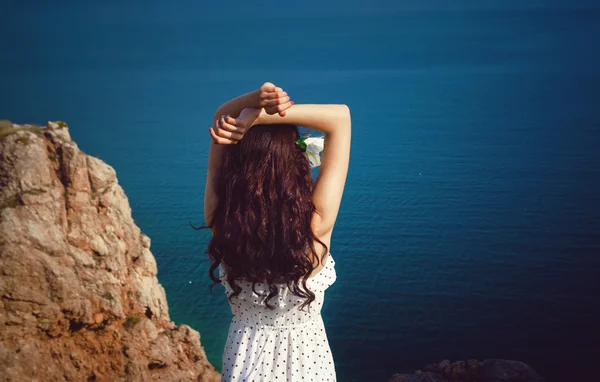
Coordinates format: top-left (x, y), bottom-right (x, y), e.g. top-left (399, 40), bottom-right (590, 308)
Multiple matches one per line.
top-left (0, 121), bottom-right (220, 381)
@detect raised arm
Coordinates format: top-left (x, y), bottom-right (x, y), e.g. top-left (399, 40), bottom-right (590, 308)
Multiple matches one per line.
top-left (253, 104), bottom-right (352, 237)
top-left (204, 84), bottom-right (292, 229)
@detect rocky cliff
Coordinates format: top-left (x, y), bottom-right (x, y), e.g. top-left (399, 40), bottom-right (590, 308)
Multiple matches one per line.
top-left (0, 121), bottom-right (220, 381)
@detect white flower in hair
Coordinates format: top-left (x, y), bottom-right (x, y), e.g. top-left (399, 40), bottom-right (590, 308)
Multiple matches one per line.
top-left (295, 135), bottom-right (325, 168)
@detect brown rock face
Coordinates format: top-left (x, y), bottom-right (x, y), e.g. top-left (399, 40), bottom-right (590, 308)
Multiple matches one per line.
top-left (0, 121), bottom-right (220, 381)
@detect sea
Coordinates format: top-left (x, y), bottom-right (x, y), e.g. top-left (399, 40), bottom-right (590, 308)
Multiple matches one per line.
top-left (1, 2), bottom-right (599, 381)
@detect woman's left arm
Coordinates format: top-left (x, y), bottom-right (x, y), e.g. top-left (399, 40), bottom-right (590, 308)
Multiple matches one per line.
top-left (204, 83), bottom-right (292, 230)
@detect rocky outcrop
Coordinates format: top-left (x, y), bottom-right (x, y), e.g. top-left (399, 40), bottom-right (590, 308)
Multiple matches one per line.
top-left (0, 121), bottom-right (220, 381)
top-left (389, 359), bottom-right (545, 382)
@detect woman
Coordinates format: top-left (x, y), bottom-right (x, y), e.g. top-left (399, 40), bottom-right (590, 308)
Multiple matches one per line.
top-left (201, 82), bottom-right (351, 382)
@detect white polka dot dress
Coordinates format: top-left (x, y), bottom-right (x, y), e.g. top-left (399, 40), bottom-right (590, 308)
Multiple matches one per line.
top-left (219, 254), bottom-right (337, 382)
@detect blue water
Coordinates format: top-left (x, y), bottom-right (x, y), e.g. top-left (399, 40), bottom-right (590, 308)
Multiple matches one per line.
top-left (2, 2), bottom-right (600, 381)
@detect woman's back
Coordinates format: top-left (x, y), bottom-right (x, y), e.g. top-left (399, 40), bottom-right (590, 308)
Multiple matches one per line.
top-left (219, 254), bottom-right (337, 381)
top-left (221, 254), bottom-right (336, 325)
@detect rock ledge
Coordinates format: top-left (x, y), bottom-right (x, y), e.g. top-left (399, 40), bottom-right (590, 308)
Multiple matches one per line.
top-left (389, 358), bottom-right (545, 382)
top-left (0, 121), bottom-right (220, 381)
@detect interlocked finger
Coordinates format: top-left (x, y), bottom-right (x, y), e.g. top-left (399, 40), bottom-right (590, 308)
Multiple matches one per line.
top-left (218, 116), bottom-right (245, 133)
top-left (260, 91), bottom-right (287, 100)
top-left (265, 101), bottom-right (293, 115)
top-left (262, 90), bottom-right (287, 97)
top-left (276, 102), bottom-right (292, 112)
top-left (217, 128), bottom-right (243, 141)
top-left (260, 91), bottom-right (288, 107)
top-left (209, 127), bottom-right (235, 144)
top-left (262, 95), bottom-right (290, 107)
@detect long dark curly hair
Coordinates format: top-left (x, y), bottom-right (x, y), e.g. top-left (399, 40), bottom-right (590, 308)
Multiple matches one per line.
top-left (194, 124), bottom-right (328, 310)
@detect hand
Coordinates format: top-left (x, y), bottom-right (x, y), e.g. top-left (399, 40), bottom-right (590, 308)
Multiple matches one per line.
top-left (209, 110), bottom-right (259, 145)
top-left (258, 82), bottom-right (293, 117)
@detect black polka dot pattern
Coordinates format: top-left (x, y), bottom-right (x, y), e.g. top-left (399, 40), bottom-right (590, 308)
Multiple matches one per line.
top-left (218, 254), bottom-right (337, 381)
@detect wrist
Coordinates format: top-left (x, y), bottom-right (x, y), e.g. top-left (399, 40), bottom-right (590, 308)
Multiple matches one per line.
top-left (238, 108), bottom-right (262, 128)
top-left (250, 89), bottom-right (261, 109)
top-left (251, 108), bottom-right (268, 126)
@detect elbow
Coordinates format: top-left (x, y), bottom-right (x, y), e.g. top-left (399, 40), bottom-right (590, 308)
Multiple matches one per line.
top-left (338, 104), bottom-right (351, 129)
top-left (339, 104), bottom-right (350, 116)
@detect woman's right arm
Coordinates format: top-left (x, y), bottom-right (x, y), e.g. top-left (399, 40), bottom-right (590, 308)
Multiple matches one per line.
top-left (254, 104), bottom-right (352, 236)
